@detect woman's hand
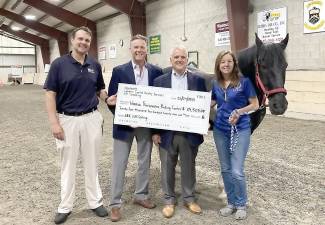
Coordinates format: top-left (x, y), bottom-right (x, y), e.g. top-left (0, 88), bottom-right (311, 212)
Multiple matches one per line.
top-left (228, 109), bottom-right (240, 125)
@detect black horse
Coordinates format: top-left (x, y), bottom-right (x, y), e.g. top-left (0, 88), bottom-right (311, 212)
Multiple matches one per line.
top-left (237, 33), bottom-right (289, 132)
top-left (163, 34), bottom-right (289, 133)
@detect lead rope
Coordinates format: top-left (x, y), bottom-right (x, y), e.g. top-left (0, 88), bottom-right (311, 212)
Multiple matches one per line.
top-left (230, 125), bottom-right (239, 153)
top-left (229, 110), bottom-right (239, 154)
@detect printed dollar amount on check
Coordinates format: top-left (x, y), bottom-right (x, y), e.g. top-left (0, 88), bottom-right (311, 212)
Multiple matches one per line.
top-left (114, 83), bottom-right (211, 134)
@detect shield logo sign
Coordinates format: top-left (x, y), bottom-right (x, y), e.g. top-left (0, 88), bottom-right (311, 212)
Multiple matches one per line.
top-left (309, 6), bottom-right (320, 24)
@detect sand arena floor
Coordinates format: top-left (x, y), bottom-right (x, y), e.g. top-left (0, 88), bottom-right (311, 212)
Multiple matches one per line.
top-left (0, 85), bottom-right (324, 225)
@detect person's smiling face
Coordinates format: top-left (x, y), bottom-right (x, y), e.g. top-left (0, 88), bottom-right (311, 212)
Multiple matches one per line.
top-left (219, 53), bottom-right (234, 77)
top-left (130, 39), bottom-right (147, 64)
top-left (170, 48), bottom-right (188, 74)
top-left (71, 30), bottom-right (91, 55)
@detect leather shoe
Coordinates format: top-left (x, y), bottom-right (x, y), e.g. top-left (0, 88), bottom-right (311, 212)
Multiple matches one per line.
top-left (184, 202), bottom-right (202, 214)
top-left (91, 205), bottom-right (108, 217)
top-left (110, 207), bottom-right (121, 222)
top-left (133, 199), bottom-right (156, 209)
top-left (162, 204), bottom-right (175, 218)
top-left (54, 212), bottom-right (71, 224)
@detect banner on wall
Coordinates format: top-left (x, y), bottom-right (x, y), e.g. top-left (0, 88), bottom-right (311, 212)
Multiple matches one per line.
top-left (257, 7), bottom-right (287, 43)
top-left (215, 21), bottom-right (230, 46)
top-left (304, 0), bottom-right (325, 33)
top-left (149, 35), bottom-right (161, 54)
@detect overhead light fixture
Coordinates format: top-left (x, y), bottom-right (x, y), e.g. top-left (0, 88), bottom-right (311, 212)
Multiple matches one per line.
top-left (11, 26), bottom-right (21, 31)
top-left (180, 0), bottom-right (187, 42)
top-left (24, 15), bottom-right (36, 20)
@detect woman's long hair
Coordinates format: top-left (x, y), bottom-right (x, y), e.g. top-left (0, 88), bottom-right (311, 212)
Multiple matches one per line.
top-left (214, 50), bottom-right (241, 88)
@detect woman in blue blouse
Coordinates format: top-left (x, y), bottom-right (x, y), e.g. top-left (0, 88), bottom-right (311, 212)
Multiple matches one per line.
top-left (211, 50), bottom-right (259, 220)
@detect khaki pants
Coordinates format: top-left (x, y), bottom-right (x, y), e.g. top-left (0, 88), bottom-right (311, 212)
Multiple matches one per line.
top-left (55, 110), bottom-right (104, 213)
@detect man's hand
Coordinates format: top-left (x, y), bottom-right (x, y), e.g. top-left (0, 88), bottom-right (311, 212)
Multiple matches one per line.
top-left (106, 94), bottom-right (117, 106)
top-left (51, 123), bottom-right (65, 140)
top-left (152, 134), bottom-right (161, 146)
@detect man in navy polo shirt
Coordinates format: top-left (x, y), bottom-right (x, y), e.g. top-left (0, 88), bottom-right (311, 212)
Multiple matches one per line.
top-left (44, 26), bottom-right (112, 224)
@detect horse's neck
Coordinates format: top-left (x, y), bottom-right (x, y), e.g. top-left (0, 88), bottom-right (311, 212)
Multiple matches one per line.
top-left (237, 46), bottom-right (256, 77)
top-left (237, 46), bottom-right (259, 92)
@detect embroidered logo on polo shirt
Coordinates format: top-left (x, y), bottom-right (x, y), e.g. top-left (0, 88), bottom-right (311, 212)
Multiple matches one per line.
top-left (88, 68), bottom-right (95, 74)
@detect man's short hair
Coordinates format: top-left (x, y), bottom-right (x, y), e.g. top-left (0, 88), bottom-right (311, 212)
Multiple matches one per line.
top-left (71, 26), bottom-right (92, 38)
top-left (170, 46), bottom-right (188, 58)
top-left (130, 34), bottom-right (148, 44)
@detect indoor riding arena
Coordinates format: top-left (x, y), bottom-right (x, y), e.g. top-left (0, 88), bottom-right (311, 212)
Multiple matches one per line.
top-left (1, 85), bottom-right (324, 225)
top-left (1, 0), bottom-right (325, 225)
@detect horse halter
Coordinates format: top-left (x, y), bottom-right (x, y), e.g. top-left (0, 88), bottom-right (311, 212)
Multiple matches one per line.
top-left (255, 63), bottom-right (287, 107)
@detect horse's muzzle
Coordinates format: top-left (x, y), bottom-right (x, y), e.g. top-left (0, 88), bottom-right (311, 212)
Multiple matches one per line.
top-left (268, 93), bottom-right (288, 115)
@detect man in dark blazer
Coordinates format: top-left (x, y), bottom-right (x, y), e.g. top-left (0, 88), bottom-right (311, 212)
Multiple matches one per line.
top-left (107, 34), bottom-right (163, 222)
top-left (152, 46), bottom-right (207, 218)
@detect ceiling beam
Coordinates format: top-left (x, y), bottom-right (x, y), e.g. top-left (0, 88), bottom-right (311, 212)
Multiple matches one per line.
top-left (102, 0), bottom-right (146, 35)
top-left (0, 24), bottom-right (46, 46)
top-left (0, 31), bottom-right (34, 45)
top-left (7, 5), bottom-right (32, 27)
top-left (54, 2), bottom-right (107, 28)
top-left (21, 0), bottom-right (74, 32)
top-left (0, 24), bottom-right (50, 64)
top-left (0, 8), bottom-right (68, 55)
top-left (23, 0), bottom-right (98, 58)
top-left (23, 0), bottom-right (96, 30)
top-left (226, 0), bottom-right (249, 52)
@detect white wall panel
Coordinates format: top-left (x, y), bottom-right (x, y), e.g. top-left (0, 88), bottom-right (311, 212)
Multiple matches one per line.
top-left (0, 55), bottom-right (35, 65)
top-left (96, 14), bottom-right (131, 75)
top-left (0, 35), bottom-right (34, 47)
top-left (147, 0), bottom-right (227, 72)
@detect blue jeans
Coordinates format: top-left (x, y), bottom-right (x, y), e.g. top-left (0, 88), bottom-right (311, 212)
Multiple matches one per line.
top-left (213, 128), bottom-right (251, 207)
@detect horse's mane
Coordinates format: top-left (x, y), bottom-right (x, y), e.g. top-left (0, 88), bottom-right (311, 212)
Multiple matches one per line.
top-left (237, 45), bottom-right (258, 92)
top-left (260, 43), bottom-right (287, 69)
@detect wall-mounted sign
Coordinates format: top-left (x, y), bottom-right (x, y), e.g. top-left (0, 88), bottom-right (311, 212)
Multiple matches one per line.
top-left (44, 64), bottom-right (50, 73)
top-left (149, 35), bottom-right (161, 54)
top-left (98, 46), bottom-right (106, 60)
top-left (108, 44), bottom-right (117, 59)
top-left (215, 21), bottom-right (230, 47)
top-left (304, 0), bottom-right (325, 33)
top-left (257, 7), bottom-right (287, 43)
top-left (188, 51), bottom-right (199, 69)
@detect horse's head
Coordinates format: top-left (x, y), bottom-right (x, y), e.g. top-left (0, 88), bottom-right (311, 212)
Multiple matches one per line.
top-left (255, 33), bottom-right (289, 115)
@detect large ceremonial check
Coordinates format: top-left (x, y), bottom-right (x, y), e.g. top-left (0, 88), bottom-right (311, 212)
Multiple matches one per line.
top-left (114, 83), bottom-right (211, 134)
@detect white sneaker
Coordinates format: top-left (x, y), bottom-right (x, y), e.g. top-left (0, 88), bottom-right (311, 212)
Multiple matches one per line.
top-left (235, 208), bottom-right (247, 220)
top-left (219, 205), bottom-right (235, 217)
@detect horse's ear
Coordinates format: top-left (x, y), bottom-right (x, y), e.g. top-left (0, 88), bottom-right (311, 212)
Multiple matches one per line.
top-left (280, 33), bottom-right (289, 49)
top-left (255, 33), bottom-right (263, 48)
